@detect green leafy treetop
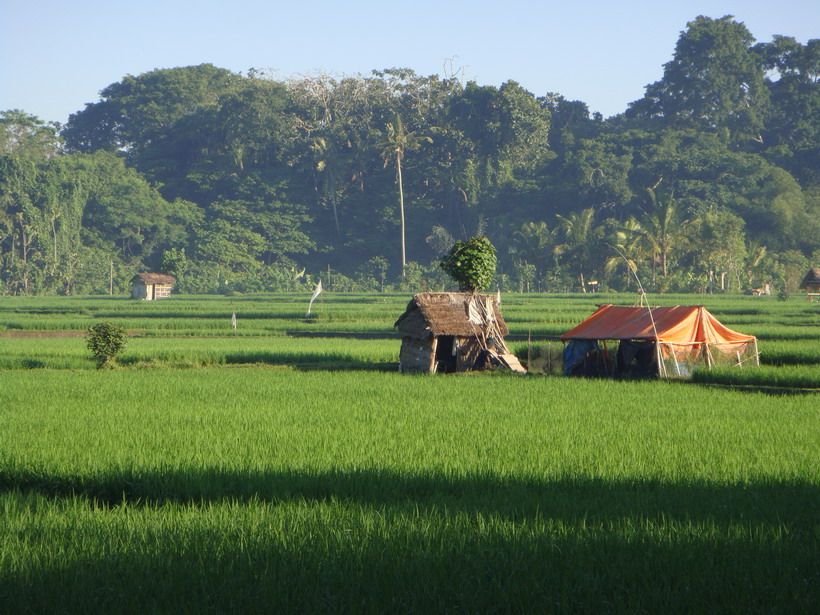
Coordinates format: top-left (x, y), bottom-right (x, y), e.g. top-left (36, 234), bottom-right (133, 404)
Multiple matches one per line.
top-left (440, 235), bottom-right (497, 292)
top-left (86, 322), bottom-right (128, 368)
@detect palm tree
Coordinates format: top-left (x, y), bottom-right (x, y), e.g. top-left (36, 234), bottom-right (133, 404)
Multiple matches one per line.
top-left (510, 221), bottom-right (559, 287)
top-left (744, 241), bottom-right (768, 289)
top-left (380, 114), bottom-right (431, 275)
top-left (555, 207), bottom-right (602, 291)
top-left (604, 217), bottom-right (644, 289)
top-left (631, 188), bottom-right (691, 284)
top-left (311, 136), bottom-right (346, 238)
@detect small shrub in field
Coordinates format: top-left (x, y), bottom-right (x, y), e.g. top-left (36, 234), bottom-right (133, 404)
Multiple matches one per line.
top-left (86, 322), bottom-right (128, 368)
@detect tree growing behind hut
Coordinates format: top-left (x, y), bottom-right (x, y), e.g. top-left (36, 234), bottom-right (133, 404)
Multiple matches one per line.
top-left (440, 236), bottom-right (497, 292)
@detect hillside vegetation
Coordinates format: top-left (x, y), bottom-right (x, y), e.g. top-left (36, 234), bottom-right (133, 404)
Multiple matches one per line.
top-left (1, 16), bottom-right (818, 296)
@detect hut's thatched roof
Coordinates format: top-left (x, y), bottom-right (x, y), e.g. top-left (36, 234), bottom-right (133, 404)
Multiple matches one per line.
top-left (800, 267), bottom-right (820, 288)
top-left (394, 292), bottom-right (509, 339)
top-left (132, 272), bottom-right (176, 285)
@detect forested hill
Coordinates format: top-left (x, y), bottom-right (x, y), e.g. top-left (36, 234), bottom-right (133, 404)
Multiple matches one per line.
top-left (1, 15), bottom-right (818, 295)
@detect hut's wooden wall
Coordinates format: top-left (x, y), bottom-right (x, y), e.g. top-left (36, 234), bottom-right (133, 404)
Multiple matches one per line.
top-left (153, 284), bottom-right (173, 299)
top-left (399, 335), bottom-right (491, 373)
top-left (399, 337), bottom-right (436, 373)
top-left (132, 282), bottom-right (149, 300)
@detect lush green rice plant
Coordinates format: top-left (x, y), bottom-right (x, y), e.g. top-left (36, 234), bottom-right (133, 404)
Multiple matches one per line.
top-left (1, 369), bottom-right (818, 612)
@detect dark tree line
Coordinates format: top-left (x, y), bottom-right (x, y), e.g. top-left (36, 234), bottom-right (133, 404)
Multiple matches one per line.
top-left (2, 15), bottom-right (818, 295)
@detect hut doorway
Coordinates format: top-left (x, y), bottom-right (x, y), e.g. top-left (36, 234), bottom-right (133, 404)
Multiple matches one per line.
top-left (434, 335), bottom-right (458, 373)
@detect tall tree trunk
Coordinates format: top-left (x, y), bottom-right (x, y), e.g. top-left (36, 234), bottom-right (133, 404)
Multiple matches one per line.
top-left (51, 213), bottom-right (59, 276)
top-left (21, 226), bottom-right (29, 295)
top-left (327, 172), bottom-right (341, 238)
top-left (661, 236), bottom-right (669, 277)
top-left (396, 152), bottom-right (406, 276)
top-left (331, 192), bottom-right (340, 238)
top-left (651, 251), bottom-right (657, 286)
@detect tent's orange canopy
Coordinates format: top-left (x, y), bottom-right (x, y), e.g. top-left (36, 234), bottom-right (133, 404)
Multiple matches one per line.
top-left (560, 305), bottom-right (756, 345)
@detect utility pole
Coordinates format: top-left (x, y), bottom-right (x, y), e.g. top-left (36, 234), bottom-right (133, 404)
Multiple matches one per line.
top-left (109, 261), bottom-right (114, 295)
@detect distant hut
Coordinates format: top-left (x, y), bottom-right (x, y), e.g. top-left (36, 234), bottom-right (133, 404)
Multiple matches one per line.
top-left (394, 292), bottom-right (525, 374)
top-left (799, 267), bottom-right (820, 300)
top-left (131, 273), bottom-right (176, 300)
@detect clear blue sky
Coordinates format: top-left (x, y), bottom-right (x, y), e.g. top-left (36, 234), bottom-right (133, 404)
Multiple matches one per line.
top-left (2, 0), bottom-right (817, 125)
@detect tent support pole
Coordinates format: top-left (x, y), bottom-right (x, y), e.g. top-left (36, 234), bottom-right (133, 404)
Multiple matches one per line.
top-left (656, 343), bottom-right (667, 379)
top-left (672, 345), bottom-right (682, 377)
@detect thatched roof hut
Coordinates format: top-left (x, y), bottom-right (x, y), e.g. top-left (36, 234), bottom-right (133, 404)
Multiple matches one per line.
top-left (132, 272), bottom-right (175, 300)
top-left (800, 267), bottom-right (820, 295)
top-left (394, 292), bottom-right (525, 374)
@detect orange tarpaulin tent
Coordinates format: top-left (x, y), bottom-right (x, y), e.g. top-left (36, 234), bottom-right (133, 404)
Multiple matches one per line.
top-left (560, 305), bottom-right (758, 378)
top-left (561, 305), bottom-right (756, 344)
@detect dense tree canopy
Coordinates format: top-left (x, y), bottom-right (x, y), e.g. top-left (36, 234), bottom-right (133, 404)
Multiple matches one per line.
top-left (628, 15), bottom-right (770, 145)
top-left (1, 15), bottom-right (818, 296)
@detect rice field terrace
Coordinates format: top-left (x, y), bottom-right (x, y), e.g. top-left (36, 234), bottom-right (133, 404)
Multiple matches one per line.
top-left (1, 292), bottom-right (818, 613)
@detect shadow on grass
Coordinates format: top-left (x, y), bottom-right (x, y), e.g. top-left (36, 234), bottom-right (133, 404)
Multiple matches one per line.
top-left (1, 469), bottom-right (818, 614)
top-left (19, 358), bottom-right (47, 368)
top-left (93, 310), bottom-right (310, 320)
top-left (690, 371), bottom-right (820, 392)
top-left (2, 467), bottom-right (818, 527)
top-left (224, 352), bottom-right (396, 371)
top-left (287, 330), bottom-right (398, 339)
top-left (115, 352), bottom-right (398, 371)
top-left (690, 382), bottom-right (820, 395)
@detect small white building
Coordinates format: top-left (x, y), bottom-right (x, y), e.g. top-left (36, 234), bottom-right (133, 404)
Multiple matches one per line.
top-left (131, 273), bottom-right (175, 300)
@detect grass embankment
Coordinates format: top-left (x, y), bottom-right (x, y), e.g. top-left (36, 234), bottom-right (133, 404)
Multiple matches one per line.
top-left (0, 336), bottom-right (399, 370)
top-left (691, 365), bottom-right (820, 390)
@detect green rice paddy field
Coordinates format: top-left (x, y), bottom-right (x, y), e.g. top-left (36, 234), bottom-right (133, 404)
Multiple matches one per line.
top-left (1, 292), bottom-right (818, 613)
